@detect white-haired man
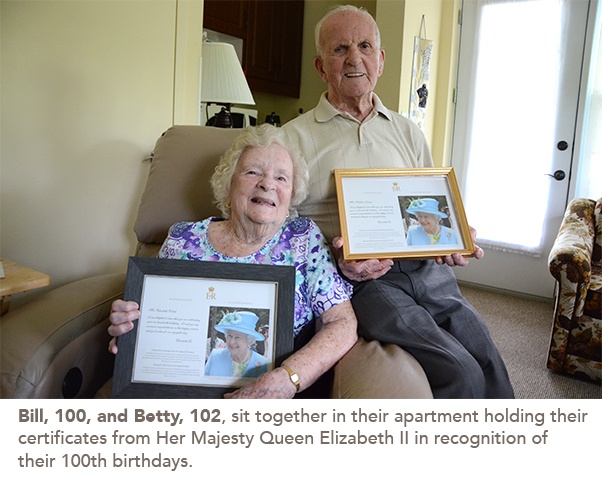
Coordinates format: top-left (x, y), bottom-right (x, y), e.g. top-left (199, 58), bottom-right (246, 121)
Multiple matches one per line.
top-left (283, 5), bottom-right (514, 399)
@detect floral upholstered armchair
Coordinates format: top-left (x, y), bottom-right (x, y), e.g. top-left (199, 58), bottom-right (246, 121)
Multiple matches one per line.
top-left (547, 197), bottom-right (602, 382)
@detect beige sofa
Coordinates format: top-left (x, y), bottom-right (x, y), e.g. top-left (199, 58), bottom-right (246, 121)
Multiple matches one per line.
top-left (1, 125), bottom-right (432, 399)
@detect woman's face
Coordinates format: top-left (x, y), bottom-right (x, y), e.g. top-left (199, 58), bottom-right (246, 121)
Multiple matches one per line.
top-left (416, 212), bottom-right (440, 235)
top-left (225, 329), bottom-right (252, 362)
top-left (229, 144), bottom-right (294, 230)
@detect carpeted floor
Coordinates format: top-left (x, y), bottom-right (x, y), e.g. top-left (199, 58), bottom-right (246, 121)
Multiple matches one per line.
top-left (459, 284), bottom-right (601, 399)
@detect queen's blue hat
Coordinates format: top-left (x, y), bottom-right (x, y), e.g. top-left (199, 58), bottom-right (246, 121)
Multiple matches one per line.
top-left (214, 311), bottom-right (264, 342)
top-left (406, 198), bottom-right (448, 218)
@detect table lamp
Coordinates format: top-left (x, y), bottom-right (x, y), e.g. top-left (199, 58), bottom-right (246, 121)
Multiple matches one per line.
top-left (200, 41), bottom-right (255, 128)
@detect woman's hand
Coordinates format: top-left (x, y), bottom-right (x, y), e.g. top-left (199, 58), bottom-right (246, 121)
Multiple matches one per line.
top-left (224, 367), bottom-right (297, 399)
top-left (107, 299), bottom-right (141, 354)
top-left (331, 236), bottom-right (393, 281)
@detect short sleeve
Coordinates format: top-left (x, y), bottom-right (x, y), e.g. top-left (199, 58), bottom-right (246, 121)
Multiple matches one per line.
top-left (304, 220), bottom-right (353, 318)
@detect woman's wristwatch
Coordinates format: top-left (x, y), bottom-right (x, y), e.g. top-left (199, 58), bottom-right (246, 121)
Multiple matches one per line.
top-left (281, 364), bottom-right (300, 393)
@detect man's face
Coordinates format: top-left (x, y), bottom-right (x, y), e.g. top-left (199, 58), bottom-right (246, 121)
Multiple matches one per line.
top-left (315, 10), bottom-right (385, 102)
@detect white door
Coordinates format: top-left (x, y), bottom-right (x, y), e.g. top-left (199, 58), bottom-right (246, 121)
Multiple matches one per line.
top-left (451, 0), bottom-right (593, 298)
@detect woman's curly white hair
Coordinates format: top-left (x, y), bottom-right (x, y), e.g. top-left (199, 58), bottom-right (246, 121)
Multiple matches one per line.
top-left (211, 124), bottom-right (309, 219)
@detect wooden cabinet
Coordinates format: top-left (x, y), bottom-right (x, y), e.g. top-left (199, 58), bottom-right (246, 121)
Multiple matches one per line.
top-left (203, 0), bottom-right (247, 39)
top-left (245, 0), bottom-right (304, 98)
top-left (203, 0), bottom-right (304, 98)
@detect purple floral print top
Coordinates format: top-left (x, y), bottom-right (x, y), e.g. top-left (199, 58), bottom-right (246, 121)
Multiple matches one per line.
top-left (158, 216), bottom-right (352, 339)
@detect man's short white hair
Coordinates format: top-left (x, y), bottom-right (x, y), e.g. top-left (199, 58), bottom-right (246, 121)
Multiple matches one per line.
top-left (314, 4), bottom-right (381, 56)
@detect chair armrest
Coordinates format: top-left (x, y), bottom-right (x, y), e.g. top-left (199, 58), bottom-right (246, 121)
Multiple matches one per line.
top-left (549, 198), bottom-right (596, 285)
top-left (1, 272), bottom-right (125, 398)
top-left (332, 338), bottom-right (433, 399)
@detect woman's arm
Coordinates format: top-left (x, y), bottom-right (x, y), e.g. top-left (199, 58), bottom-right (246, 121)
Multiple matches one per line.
top-left (225, 301), bottom-right (358, 399)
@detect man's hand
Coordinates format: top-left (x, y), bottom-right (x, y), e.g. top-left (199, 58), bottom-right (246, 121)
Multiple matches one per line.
top-left (435, 226), bottom-right (484, 266)
top-left (331, 236), bottom-right (393, 282)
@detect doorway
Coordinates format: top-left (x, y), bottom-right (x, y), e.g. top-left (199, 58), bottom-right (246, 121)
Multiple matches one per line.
top-left (451, 0), bottom-right (594, 298)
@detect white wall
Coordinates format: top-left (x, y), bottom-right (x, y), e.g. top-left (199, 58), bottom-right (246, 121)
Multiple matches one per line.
top-left (0, 0), bottom-right (203, 303)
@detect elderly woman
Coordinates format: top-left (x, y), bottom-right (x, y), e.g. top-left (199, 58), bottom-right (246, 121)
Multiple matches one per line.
top-left (405, 198), bottom-right (459, 246)
top-left (109, 124), bottom-right (358, 399)
top-left (205, 311), bottom-right (268, 378)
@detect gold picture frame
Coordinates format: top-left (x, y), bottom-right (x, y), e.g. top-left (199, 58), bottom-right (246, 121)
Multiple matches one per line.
top-left (334, 167), bottom-right (475, 260)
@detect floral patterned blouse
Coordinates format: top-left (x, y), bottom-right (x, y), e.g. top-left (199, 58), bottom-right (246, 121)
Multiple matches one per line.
top-left (158, 216), bottom-right (353, 339)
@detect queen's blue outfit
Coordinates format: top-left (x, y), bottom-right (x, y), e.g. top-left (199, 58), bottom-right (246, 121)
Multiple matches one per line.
top-left (407, 224), bottom-right (458, 246)
top-left (205, 347), bottom-right (268, 378)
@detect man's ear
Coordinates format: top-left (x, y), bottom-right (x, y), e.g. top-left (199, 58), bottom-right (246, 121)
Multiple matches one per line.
top-left (378, 49), bottom-right (386, 76)
top-left (314, 56), bottom-right (328, 83)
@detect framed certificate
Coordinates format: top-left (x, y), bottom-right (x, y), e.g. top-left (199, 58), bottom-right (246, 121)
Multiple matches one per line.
top-left (111, 257), bottom-right (295, 399)
top-left (334, 167), bottom-right (475, 260)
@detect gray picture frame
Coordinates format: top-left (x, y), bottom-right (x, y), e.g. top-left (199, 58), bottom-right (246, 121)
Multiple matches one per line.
top-left (111, 257), bottom-right (295, 399)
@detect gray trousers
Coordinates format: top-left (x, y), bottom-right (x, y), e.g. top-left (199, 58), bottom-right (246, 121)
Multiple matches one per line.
top-left (349, 260), bottom-right (515, 399)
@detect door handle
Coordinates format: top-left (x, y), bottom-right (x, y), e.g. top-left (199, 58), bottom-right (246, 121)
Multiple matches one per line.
top-left (546, 170), bottom-right (566, 181)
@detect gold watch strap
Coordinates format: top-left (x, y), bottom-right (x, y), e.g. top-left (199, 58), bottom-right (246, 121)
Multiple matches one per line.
top-left (282, 364), bottom-right (300, 392)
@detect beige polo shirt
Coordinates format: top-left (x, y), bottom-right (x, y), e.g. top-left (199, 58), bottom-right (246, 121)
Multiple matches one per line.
top-left (283, 92), bottom-right (434, 241)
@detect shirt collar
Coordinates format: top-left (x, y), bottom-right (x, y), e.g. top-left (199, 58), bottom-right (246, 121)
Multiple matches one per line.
top-left (314, 91), bottom-right (393, 123)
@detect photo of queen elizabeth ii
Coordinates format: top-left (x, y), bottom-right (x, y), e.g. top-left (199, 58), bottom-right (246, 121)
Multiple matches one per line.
top-left (204, 309), bottom-right (269, 378)
top-left (401, 197), bottom-right (459, 247)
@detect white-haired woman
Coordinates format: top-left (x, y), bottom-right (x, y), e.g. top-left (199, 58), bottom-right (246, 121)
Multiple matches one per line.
top-left (109, 124), bottom-right (358, 399)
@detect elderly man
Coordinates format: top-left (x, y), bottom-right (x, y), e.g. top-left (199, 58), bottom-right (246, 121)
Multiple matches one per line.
top-left (283, 5), bottom-right (514, 399)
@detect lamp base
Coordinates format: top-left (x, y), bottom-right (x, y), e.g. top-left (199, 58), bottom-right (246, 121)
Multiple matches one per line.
top-left (206, 105), bottom-right (233, 128)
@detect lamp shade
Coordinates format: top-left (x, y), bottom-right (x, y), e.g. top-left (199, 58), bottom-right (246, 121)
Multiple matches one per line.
top-left (200, 42), bottom-right (255, 105)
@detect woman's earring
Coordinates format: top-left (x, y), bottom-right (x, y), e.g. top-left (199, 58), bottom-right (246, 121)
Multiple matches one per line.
top-left (226, 203), bottom-right (231, 209)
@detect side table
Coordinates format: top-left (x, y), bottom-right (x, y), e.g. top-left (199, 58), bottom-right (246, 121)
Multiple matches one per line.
top-left (0, 258), bottom-right (50, 316)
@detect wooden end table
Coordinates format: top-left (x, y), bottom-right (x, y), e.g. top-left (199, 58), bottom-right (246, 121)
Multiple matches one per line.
top-left (0, 258), bottom-right (50, 316)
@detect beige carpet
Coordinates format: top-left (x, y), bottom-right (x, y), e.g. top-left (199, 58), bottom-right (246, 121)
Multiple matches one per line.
top-left (459, 284), bottom-right (601, 399)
